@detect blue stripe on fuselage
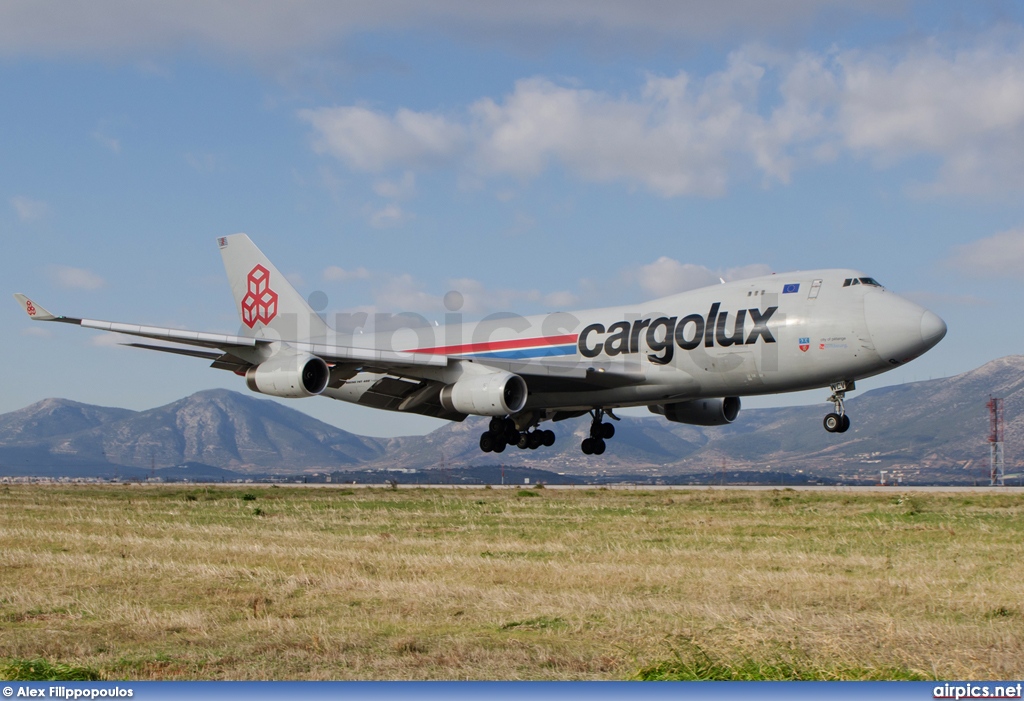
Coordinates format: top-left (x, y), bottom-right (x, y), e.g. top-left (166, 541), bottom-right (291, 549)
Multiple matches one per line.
top-left (463, 344), bottom-right (577, 359)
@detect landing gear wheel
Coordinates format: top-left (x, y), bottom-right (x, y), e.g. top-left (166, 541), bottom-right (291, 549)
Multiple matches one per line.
top-left (823, 380), bottom-right (854, 434)
top-left (823, 413), bottom-right (842, 433)
top-left (592, 438), bottom-right (606, 455)
top-left (601, 423), bottom-right (615, 439)
top-left (541, 430), bottom-right (555, 447)
top-left (528, 431), bottom-right (543, 449)
top-left (504, 422), bottom-right (519, 444)
top-left (517, 433), bottom-right (530, 450)
top-left (492, 438), bottom-right (507, 453)
top-left (480, 432), bottom-right (494, 452)
top-left (581, 438), bottom-right (594, 455)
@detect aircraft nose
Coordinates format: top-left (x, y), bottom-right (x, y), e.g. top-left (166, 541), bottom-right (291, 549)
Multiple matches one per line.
top-left (864, 292), bottom-right (946, 365)
top-left (920, 310), bottom-right (947, 347)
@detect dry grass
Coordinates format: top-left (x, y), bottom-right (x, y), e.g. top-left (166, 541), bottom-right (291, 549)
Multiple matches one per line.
top-left (1, 484), bottom-right (1022, 680)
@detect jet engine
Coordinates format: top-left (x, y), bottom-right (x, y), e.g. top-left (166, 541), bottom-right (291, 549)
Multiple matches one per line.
top-left (649, 397), bottom-right (740, 426)
top-left (245, 349), bottom-right (330, 398)
top-left (439, 370), bottom-right (528, 416)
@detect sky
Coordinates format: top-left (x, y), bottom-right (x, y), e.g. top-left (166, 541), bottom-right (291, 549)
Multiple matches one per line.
top-left (3, 1), bottom-right (1024, 437)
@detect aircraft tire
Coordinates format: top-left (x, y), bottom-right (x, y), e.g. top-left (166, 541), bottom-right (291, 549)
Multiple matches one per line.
top-left (541, 430), bottom-right (555, 447)
top-left (489, 417), bottom-right (504, 433)
top-left (581, 438), bottom-right (594, 455)
top-left (839, 415), bottom-right (851, 433)
top-left (493, 438), bottom-right (507, 453)
top-left (517, 433), bottom-right (530, 450)
top-left (592, 438), bottom-right (606, 455)
top-left (823, 413), bottom-right (841, 432)
top-left (480, 432), bottom-right (494, 452)
top-left (601, 423), bottom-right (615, 439)
top-left (505, 422), bottom-right (520, 444)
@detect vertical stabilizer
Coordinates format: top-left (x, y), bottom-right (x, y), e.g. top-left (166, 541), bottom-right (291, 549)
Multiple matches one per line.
top-left (218, 234), bottom-right (329, 341)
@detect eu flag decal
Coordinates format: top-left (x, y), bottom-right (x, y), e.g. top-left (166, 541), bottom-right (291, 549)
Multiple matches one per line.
top-left (782, 283), bottom-right (800, 294)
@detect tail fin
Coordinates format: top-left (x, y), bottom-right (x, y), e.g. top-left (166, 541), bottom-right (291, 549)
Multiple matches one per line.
top-left (218, 233), bottom-right (329, 341)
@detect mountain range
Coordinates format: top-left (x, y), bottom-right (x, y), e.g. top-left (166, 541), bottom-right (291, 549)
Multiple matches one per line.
top-left (2, 356), bottom-right (1021, 483)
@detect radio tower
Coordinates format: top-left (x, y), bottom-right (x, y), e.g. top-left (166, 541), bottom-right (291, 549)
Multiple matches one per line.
top-left (988, 396), bottom-right (1005, 486)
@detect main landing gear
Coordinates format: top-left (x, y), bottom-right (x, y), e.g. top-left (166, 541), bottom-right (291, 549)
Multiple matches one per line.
top-left (479, 416), bottom-right (555, 453)
top-left (581, 408), bottom-right (618, 455)
top-left (823, 380), bottom-right (853, 433)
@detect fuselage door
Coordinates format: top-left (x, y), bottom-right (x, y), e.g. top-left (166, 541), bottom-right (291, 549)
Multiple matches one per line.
top-left (808, 279), bottom-right (822, 300)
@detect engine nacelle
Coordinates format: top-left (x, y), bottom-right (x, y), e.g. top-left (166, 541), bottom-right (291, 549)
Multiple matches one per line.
top-left (649, 397), bottom-right (740, 426)
top-left (245, 350), bottom-right (330, 398)
top-left (439, 370), bottom-right (528, 416)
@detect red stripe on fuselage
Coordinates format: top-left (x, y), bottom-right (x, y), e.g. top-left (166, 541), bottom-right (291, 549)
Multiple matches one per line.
top-left (409, 333), bottom-right (578, 355)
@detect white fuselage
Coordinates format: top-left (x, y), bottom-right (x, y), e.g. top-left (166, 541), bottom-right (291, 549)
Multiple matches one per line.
top-left (322, 269), bottom-right (946, 413)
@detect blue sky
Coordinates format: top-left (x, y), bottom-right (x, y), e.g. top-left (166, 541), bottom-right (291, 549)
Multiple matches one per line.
top-left (4, 1), bottom-right (1024, 437)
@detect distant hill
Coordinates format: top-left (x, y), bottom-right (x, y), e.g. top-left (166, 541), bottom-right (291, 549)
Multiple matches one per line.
top-left (0, 389), bottom-right (384, 475)
top-left (1, 357), bottom-right (1021, 483)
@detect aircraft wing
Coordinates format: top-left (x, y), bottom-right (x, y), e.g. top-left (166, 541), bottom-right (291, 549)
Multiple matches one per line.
top-left (14, 294), bottom-right (647, 394)
top-left (470, 356), bottom-right (648, 392)
top-left (13, 294), bottom-right (449, 369)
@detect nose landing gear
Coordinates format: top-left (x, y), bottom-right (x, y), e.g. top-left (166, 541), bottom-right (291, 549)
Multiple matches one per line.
top-left (581, 408), bottom-right (618, 455)
top-left (823, 380), bottom-right (853, 433)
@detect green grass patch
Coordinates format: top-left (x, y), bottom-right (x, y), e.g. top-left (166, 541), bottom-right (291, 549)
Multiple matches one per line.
top-left (0, 658), bottom-right (102, 681)
top-left (634, 641), bottom-right (929, 681)
top-left (500, 616), bottom-right (566, 631)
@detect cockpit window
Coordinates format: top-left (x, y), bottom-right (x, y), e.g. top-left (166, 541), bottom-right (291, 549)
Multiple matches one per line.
top-left (843, 277), bottom-right (883, 287)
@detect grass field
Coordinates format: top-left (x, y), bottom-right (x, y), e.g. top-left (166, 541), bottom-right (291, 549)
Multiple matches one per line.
top-left (1, 483), bottom-right (1023, 680)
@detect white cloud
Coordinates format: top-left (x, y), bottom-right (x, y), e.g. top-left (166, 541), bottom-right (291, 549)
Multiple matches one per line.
top-left (92, 130), bottom-right (121, 153)
top-left (48, 265), bottom-right (106, 290)
top-left (89, 333), bottom-right (123, 348)
top-left (948, 228), bottom-right (1024, 277)
top-left (299, 32), bottom-right (1024, 198)
top-left (20, 326), bottom-right (53, 338)
top-left (323, 265), bottom-right (371, 282)
top-left (373, 171), bottom-right (416, 199)
top-left (10, 195), bottom-right (48, 221)
top-left (445, 277), bottom-right (544, 315)
top-left (544, 290), bottom-right (578, 309)
top-left (299, 106), bottom-right (465, 172)
top-left (368, 203), bottom-right (410, 228)
top-left (836, 38), bottom-right (1024, 195)
top-left (633, 257), bottom-right (773, 297)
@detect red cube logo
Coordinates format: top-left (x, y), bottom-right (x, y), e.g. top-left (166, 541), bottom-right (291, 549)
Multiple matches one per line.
top-left (241, 264), bottom-right (279, 328)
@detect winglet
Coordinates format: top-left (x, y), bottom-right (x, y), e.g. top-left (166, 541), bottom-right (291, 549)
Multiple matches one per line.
top-left (13, 293), bottom-right (59, 321)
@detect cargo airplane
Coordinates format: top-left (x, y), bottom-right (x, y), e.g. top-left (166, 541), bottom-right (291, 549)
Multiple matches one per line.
top-left (15, 234), bottom-right (946, 455)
